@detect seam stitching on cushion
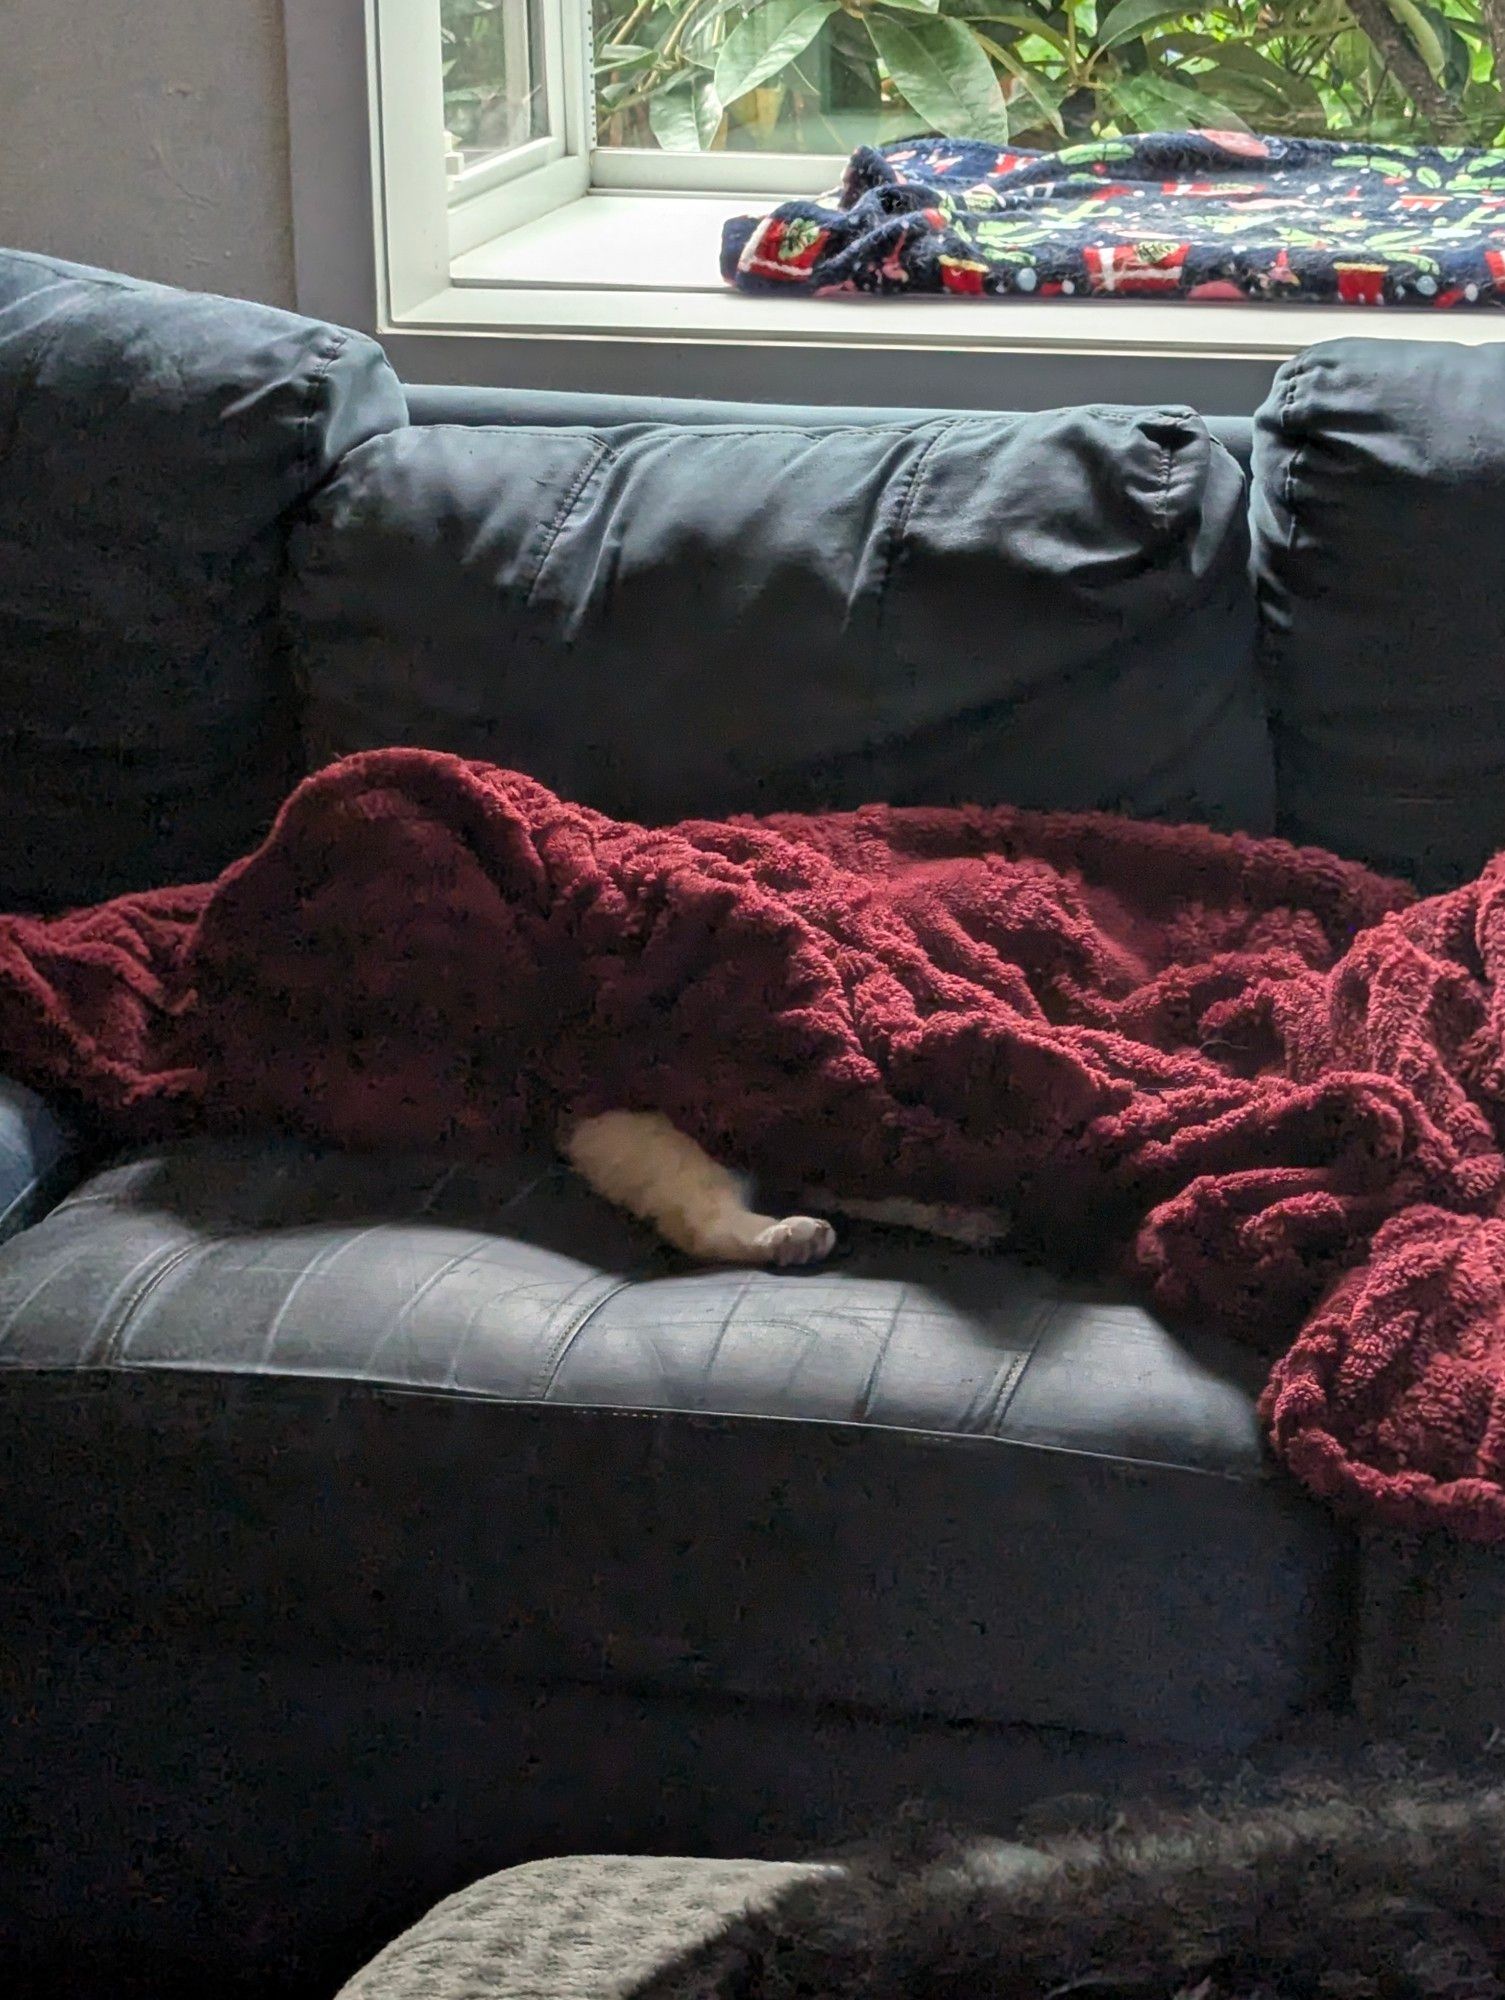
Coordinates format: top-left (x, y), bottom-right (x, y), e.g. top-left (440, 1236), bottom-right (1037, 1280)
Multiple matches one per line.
top-left (103, 1240), bottom-right (207, 1368)
top-left (1269, 358), bottom-right (1309, 707)
top-left (1279, 360), bottom-right (1305, 561)
top-left (532, 1274), bottom-right (641, 1398)
top-left (300, 328), bottom-right (353, 493)
top-left (988, 1295), bottom-right (1069, 1436)
top-left (874, 418), bottom-right (953, 654)
top-left (1250, 357), bottom-right (1308, 730)
top-left (426, 421), bottom-right (963, 442)
top-left (1157, 433), bottom-right (1174, 537)
top-left (524, 437), bottom-right (615, 610)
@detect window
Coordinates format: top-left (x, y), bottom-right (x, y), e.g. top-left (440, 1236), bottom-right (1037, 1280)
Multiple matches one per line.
top-left (286, 1), bottom-right (1505, 408)
top-left (443, 1), bottom-right (552, 176)
top-left (390, 2), bottom-right (1505, 285)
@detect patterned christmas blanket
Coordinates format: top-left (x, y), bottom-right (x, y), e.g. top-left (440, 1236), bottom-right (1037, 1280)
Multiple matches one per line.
top-left (721, 131), bottom-right (1505, 307)
top-left (13, 750), bottom-right (1505, 1538)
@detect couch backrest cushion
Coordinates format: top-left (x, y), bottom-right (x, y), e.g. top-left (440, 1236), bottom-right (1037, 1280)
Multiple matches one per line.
top-left (285, 406), bottom-right (1273, 831)
top-left (1253, 338), bottom-right (1505, 889)
top-left (0, 248), bottom-right (407, 912)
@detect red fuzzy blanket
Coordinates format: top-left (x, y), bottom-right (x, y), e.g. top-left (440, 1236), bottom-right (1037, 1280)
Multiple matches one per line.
top-left (8, 748), bottom-right (1505, 1538)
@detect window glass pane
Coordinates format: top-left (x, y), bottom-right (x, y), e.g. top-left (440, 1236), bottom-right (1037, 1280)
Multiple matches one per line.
top-left (591, 1), bottom-right (1505, 156)
top-left (443, 0), bottom-right (550, 177)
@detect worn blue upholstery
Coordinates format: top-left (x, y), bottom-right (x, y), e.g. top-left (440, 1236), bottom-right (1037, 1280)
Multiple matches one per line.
top-left (0, 249), bottom-right (406, 913)
top-left (401, 383), bottom-right (1256, 472)
top-left (1253, 338), bottom-right (1505, 888)
top-left (2, 1139), bottom-right (1347, 1994)
top-left (0, 246), bottom-right (1497, 1999)
top-left (288, 404), bottom-right (1272, 832)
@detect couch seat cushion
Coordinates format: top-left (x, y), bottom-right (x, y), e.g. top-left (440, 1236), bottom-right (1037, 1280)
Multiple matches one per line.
top-left (0, 1140), bottom-right (1348, 1750)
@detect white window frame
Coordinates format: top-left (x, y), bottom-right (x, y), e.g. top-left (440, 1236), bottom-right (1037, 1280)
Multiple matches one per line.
top-left (445, 1), bottom-right (565, 199)
top-left (434, 0), bottom-right (591, 261)
top-left (381, 0), bottom-right (847, 276)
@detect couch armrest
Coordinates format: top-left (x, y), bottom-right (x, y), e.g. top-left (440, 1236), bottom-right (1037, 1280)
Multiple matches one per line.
top-left (0, 1077), bottom-right (78, 1244)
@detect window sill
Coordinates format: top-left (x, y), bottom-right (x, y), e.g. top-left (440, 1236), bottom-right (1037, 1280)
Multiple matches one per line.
top-left (388, 190), bottom-right (1505, 412)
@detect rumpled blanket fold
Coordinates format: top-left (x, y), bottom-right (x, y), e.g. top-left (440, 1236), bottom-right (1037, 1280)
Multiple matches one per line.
top-left (721, 131), bottom-right (1505, 308)
top-left (9, 747), bottom-right (1505, 1537)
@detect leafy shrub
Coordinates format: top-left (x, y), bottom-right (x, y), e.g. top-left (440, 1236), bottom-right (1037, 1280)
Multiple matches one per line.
top-left (443, 0), bottom-right (1505, 158)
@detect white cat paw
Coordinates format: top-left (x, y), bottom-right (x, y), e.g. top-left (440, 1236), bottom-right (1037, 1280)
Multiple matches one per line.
top-left (751, 1215), bottom-right (837, 1268)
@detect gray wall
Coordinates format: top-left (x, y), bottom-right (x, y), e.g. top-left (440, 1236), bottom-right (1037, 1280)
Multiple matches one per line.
top-left (0, 0), bottom-right (295, 306)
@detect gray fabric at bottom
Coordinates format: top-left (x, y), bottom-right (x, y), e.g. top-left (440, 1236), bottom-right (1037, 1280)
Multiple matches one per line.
top-left (335, 1854), bottom-right (828, 2000)
top-left (338, 1844), bottom-right (1053, 1998)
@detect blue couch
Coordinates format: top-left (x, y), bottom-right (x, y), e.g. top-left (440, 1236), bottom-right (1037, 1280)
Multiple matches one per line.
top-left (3, 246), bottom-right (1504, 1998)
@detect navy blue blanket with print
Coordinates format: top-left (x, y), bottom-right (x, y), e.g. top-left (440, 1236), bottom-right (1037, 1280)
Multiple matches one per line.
top-left (720, 131), bottom-right (1505, 307)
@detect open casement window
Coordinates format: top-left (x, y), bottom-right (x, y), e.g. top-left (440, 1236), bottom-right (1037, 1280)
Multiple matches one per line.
top-left (378, 0), bottom-right (858, 310)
